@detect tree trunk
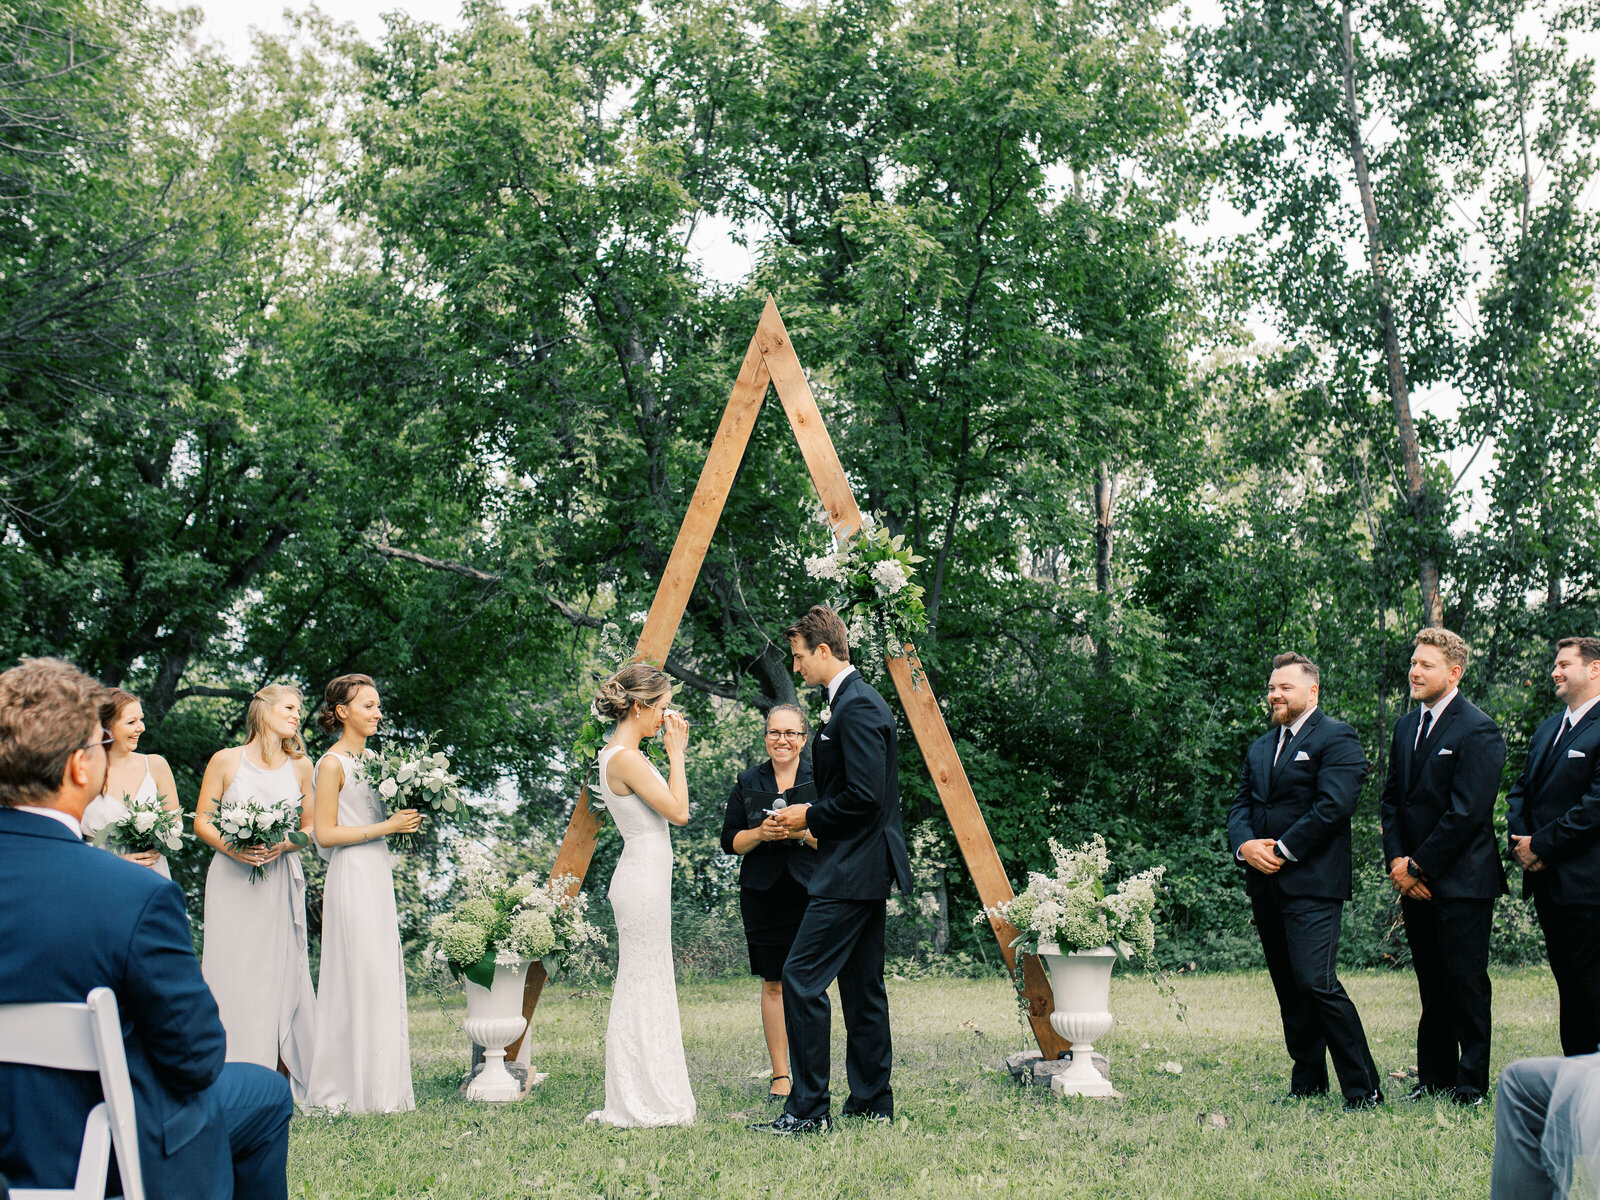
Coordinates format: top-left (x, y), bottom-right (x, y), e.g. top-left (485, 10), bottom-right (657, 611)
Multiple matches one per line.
top-left (1093, 462), bottom-right (1115, 596)
top-left (1338, 0), bottom-right (1441, 626)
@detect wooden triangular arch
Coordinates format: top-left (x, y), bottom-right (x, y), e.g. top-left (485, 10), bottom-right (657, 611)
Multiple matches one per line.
top-left (508, 297), bottom-right (1067, 1061)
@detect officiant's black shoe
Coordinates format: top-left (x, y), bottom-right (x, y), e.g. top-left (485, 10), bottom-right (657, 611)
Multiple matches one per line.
top-left (1342, 1089), bottom-right (1383, 1111)
top-left (1403, 1083), bottom-right (1449, 1102)
top-left (751, 1113), bottom-right (832, 1136)
top-left (1452, 1087), bottom-right (1485, 1108)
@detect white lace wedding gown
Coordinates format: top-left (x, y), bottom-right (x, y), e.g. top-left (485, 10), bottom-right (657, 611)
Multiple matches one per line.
top-left (304, 751), bottom-right (414, 1113)
top-left (586, 744), bottom-right (696, 1127)
top-left (81, 756), bottom-right (172, 880)
top-left (201, 750), bottom-right (316, 1101)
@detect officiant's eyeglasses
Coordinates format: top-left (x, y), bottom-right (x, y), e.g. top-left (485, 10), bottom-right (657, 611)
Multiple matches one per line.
top-left (765, 729), bottom-right (807, 741)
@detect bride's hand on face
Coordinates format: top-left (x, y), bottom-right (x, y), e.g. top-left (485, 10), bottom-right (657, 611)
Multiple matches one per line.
top-left (661, 710), bottom-right (689, 756)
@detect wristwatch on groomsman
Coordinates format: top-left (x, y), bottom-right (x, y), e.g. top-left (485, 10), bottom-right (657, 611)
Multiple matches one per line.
top-left (1406, 857), bottom-right (1425, 880)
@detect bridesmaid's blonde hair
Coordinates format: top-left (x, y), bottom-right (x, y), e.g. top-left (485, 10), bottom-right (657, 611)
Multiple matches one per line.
top-left (245, 683), bottom-right (307, 760)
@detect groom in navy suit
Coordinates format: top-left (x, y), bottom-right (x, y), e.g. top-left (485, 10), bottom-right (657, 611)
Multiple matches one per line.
top-left (0, 657), bottom-right (292, 1199)
top-left (758, 605), bottom-right (913, 1135)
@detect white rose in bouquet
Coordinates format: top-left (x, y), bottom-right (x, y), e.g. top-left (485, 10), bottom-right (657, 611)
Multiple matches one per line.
top-left (132, 810), bottom-right (157, 835)
top-left (379, 777), bottom-right (399, 799)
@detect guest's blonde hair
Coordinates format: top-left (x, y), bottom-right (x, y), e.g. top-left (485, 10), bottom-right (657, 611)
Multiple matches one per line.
top-left (245, 683), bottom-right (307, 760)
top-left (1414, 627), bottom-right (1469, 670)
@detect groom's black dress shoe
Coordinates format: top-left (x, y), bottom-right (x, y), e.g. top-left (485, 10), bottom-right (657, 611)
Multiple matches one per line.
top-left (1341, 1089), bottom-right (1383, 1111)
top-left (1452, 1087), bottom-right (1485, 1108)
top-left (750, 1113), bottom-right (832, 1135)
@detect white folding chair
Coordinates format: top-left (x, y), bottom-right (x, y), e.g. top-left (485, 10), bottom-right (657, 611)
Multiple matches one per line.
top-left (0, 987), bottom-right (145, 1200)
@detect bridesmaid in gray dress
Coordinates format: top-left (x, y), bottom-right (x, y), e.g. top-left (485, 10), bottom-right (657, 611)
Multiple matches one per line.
top-left (305, 673), bottom-right (419, 1113)
top-left (193, 683), bottom-right (317, 1101)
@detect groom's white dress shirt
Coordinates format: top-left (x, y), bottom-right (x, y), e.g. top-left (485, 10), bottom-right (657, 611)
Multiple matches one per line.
top-left (826, 665), bottom-right (857, 707)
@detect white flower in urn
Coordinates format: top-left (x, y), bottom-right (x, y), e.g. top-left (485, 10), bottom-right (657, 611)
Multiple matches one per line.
top-left (870, 559), bottom-right (909, 597)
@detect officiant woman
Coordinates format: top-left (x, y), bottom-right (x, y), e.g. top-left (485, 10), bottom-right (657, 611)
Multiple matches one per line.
top-left (722, 703), bottom-right (819, 1100)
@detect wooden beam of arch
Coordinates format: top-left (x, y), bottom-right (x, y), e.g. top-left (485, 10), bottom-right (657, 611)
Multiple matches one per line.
top-left (508, 297), bottom-right (1066, 1063)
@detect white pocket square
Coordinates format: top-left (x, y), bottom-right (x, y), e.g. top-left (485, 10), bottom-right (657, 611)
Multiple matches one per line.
top-left (1437, 748), bottom-right (1453, 756)
top-left (1294, 750), bottom-right (1310, 761)
top-left (819, 734), bottom-right (831, 742)
top-left (1569, 748), bottom-right (1586, 758)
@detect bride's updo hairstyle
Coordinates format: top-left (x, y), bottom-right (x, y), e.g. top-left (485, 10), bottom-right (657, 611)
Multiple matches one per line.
top-left (318, 673), bottom-right (377, 736)
top-left (593, 662), bottom-right (672, 724)
top-left (245, 682), bottom-right (307, 760)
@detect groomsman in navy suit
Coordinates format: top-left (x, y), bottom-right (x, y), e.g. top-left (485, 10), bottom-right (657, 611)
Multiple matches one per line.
top-left (1228, 652), bottom-right (1384, 1109)
top-left (1379, 627), bottom-right (1506, 1105)
top-left (1507, 636), bottom-right (1600, 1056)
top-left (759, 605), bottom-right (913, 1135)
top-left (0, 657), bottom-right (292, 1199)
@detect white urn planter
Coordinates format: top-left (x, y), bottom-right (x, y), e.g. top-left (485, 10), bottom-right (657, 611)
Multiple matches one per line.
top-left (1036, 942), bottom-right (1116, 1097)
top-left (463, 959), bottom-right (532, 1102)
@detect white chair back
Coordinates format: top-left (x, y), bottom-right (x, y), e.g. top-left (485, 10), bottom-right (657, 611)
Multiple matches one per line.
top-left (0, 987), bottom-right (144, 1200)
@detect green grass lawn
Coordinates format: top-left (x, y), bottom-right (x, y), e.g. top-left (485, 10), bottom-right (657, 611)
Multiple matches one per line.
top-left (290, 968), bottom-right (1560, 1198)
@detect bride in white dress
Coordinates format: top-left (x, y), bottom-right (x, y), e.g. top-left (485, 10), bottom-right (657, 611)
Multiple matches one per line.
top-left (80, 688), bottom-right (182, 879)
top-left (305, 673), bottom-right (420, 1113)
top-left (193, 683), bottom-right (317, 1101)
top-left (586, 662), bottom-right (697, 1127)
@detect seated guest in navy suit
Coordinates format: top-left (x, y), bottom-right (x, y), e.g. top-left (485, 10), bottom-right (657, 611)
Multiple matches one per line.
top-left (0, 657), bottom-right (292, 1200)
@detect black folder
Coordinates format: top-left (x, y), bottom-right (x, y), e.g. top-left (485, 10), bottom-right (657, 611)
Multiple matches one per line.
top-left (742, 780), bottom-right (818, 828)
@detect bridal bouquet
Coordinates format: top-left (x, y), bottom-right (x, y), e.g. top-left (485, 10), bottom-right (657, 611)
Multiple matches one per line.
top-left (428, 845), bottom-right (607, 989)
top-left (216, 795), bottom-right (309, 883)
top-left (802, 509), bottom-right (928, 676)
top-left (981, 834), bottom-right (1165, 962)
top-left (359, 734), bottom-right (465, 847)
top-left (91, 793), bottom-right (184, 857)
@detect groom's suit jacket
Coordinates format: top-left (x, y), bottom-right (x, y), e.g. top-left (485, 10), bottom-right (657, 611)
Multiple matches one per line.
top-left (1226, 707), bottom-right (1370, 900)
top-left (0, 807), bottom-right (232, 1198)
top-left (806, 670), bottom-right (914, 900)
top-left (1378, 694), bottom-right (1507, 899)
top-left (1506, 704), bottom-right (1600, 904)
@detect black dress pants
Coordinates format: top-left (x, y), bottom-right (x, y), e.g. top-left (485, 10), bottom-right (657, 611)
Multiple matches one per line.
top-left (1252, 892), bottom-right (1380, 1099)
top-left (1534, 893), bottom-right (1600, 1056)
top-left (1402, 895), bottom-right (1494, 1093)
top-left (781, 896), bottom-right (892, 1121)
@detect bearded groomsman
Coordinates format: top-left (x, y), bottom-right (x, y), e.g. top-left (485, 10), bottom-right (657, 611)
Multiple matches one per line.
top-left (1379, 628), bottom-right (1507, 1105)
top-left (1228, 652), bottom-right (1383, 1109)
top-left (1507, 636), bottom-right (1600, 1057)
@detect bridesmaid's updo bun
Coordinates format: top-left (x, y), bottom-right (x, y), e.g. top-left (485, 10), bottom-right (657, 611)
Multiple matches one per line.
top-left (318, 673), bottom-right (377, 735)
top-left (593, 662), bottom-right (672, 723)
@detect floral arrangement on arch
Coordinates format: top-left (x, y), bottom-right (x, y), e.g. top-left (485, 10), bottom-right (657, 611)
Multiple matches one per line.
top-left (427, 844), bottom-right (607, 989)
top-left (803, 509), bottom-right (928, 674)
top-left (981, 834), bottom-right (1165, 962)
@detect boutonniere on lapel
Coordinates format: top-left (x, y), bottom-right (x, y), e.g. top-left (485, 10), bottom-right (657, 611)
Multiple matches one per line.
top-left (820, 706), bottom-right (832, 725)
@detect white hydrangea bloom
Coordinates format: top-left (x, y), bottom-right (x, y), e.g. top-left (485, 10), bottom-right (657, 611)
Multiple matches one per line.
top-left (870, 559), bottom-right (909, 596)
top-left (805, 553), bottom-right (846, 583)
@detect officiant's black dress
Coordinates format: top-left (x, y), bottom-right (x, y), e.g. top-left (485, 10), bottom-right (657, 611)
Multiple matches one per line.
top-left (721, 760), bottom-right (817, 981)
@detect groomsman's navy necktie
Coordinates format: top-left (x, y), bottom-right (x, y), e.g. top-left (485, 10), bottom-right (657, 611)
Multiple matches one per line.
top-left (1416, 708), bottom-right (1434, 751)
